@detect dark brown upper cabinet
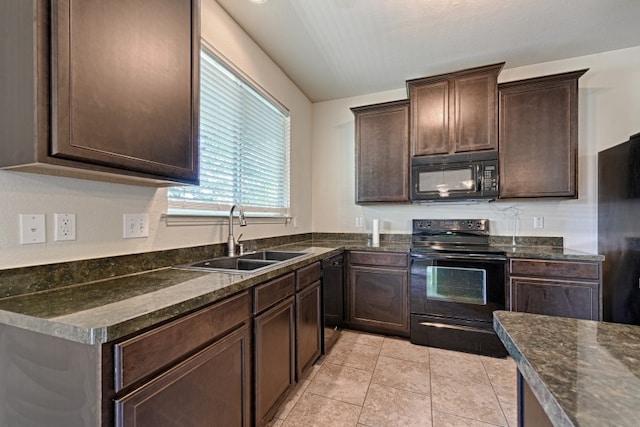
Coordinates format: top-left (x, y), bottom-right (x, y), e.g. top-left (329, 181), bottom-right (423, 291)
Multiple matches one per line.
top-left (406, 63), bottom-right (504, 157)
top-left (351, 100), bottom-right (410, 204)
top-left (498, 69), bottom-right (588, 198)
top-left (0, 0), bottom-right (200, 186)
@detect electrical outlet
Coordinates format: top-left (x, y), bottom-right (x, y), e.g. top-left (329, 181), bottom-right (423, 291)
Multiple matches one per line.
top-left (19, 214), bottom-right (46, 244)
top-left (533, 216), bottom-right (544, 229)
top-left (54, 213), bottom-right (76, 241)
top-left (123, 214), bottom-right (149, 239)
top-left (355, 216), bottom-right (363, 228)
top-left (292, 216), bottom-right (299, 228)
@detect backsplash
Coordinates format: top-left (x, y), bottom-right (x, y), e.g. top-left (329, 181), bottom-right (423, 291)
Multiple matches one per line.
top-left (490, 235), bottom-right (563, 247)
top-left (0, 233), bottom-right (312, 299)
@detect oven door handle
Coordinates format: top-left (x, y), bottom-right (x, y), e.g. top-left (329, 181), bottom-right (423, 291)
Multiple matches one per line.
top-left (411, 252), bottom-right (507, 262)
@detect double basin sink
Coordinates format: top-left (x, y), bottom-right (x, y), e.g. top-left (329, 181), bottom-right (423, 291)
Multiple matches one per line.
top-left (177, 250), bottom-right (308, 274)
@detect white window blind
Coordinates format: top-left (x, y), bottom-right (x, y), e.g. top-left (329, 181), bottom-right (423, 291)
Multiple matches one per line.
top-left (168, 44), bottom-right (290, 217)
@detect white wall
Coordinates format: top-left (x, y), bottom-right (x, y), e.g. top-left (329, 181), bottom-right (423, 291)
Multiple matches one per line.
top-left (311, 46), bottom-right (640, 253)
top-left (0, 0), bottom-right (313, 269)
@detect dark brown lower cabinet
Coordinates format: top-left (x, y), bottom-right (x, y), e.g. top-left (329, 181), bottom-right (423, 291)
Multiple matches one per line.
top-left (109, 291), bottom-right (252, 427)
top-left (115, 324), bottom-right (251, 426)
top-left (509, 259), bottom-right (602, 320)
top-left (254, 296), bottom-right (296, 427)
top-left (346, 251), bottom-right (409, 336)
top-left (296, 281), bottom-right (322, 379)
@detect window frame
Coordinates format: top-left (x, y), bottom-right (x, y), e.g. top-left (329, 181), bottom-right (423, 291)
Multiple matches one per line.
top-left (167, 41), bottom-right (291, 220)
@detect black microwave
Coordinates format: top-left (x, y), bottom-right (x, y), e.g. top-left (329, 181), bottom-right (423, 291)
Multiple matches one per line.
top-left (411, 152), bottom-right (499, 201)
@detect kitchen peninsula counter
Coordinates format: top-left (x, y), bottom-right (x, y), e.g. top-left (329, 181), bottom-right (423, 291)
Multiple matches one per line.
top-left (494, 311), bottom-right (640, 426)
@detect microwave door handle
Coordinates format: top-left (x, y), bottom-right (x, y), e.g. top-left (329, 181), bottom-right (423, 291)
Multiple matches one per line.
top-left (476, 165), bottom-right (482, 192)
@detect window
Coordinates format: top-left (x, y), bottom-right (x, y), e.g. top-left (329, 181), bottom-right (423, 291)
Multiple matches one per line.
top-left (168, 43), bottom-right (290, 217)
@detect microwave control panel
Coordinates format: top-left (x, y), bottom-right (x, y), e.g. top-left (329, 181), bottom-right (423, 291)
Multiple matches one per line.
top-left (482, 163), bottom-right (498, 193)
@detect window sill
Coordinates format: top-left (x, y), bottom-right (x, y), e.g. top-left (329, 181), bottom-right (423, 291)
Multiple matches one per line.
top-left (162, 212), bottom-right (292, 226)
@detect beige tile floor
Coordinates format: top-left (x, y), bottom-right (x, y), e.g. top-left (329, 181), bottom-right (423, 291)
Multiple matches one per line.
top-left (269, 329), bottom-right (517, 427)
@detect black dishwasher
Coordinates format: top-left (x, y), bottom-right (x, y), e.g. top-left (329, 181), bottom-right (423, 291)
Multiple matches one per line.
top-left (321, 254), bottom-right (344, 352)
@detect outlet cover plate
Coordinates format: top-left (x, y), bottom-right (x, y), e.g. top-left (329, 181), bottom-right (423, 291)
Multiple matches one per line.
top-left (54, 213), bottom-right (76, 241)
top-left (533, 216), bottom-right (544, 229)
top-left (19, 214), bottom-right (46, 244)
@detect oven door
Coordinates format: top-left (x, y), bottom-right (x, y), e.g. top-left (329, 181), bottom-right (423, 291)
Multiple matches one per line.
top-left (410, 252), bottom-right (506, 323)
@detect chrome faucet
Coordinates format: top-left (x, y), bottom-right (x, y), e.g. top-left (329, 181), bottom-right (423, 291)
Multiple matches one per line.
top-left (227, 204), bottom-right (247, 256)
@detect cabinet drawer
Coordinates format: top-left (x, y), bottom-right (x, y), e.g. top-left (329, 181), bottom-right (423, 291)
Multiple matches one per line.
top-left (296, 262), bottom-right (321, 291)
top-left (511, 259), bottom-right (600, 281)
top-left (115, 324), bottom-right (251, 427)
top-left (254, 273), bottom-right (295, 314)
top-left (349, 251), bottom-right (408, 268)
top-left (511, 277), bottom-right (598, 320)
top-left (114, 291), bottom-right (250, 392)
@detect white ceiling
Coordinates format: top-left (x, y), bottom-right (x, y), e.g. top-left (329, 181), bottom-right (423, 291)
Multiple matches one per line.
top-left (216, 0), bottom-right (640, 102)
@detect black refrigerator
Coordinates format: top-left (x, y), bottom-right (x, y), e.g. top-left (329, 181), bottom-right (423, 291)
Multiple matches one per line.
top-left (598, 131), bottom-right (640, 324)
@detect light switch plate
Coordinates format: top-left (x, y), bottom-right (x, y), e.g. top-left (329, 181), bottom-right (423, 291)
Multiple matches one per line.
top-left (19, 214), bottom-right (46, 244)
top-left (123, 214), bottom-right (149, 239)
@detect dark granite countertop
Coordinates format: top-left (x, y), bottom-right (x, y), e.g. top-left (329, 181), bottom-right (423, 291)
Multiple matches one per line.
top-left (494, 311), bottom-right (640, 427)
top-left (0, 245), bottom-right (342, 345)
top-left (0, 234), bottom-right (601, 346)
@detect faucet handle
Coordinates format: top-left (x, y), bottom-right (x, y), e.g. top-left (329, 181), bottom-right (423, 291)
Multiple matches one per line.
top-left (236, 234), bottom-right (245, 255)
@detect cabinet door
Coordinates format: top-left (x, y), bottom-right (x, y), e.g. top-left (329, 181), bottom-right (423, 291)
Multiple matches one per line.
top-left (115, 324), bottom-right (251, 427)
top-left (51, 0), bottom-right (199, 184)
top-left (254, 297), bottom-right (295, 427)
top-left (296, 282), bottom-right (322, 379)
top-left (453, 69), bottom-right (499, 153)
top-left (511, 277), bottom-right (598, 320)
top-left (348, 265), bottom-right (409, 335)
top-left (410, 80), bottom-right (450, 156)
top-left (499, 69), bottom-right (587, 198)
top-left (352, 100), bottom-right (410, 203)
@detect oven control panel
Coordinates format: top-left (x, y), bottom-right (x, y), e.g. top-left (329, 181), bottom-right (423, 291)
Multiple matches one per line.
top-left (412, 219), bottom-right (488, 232)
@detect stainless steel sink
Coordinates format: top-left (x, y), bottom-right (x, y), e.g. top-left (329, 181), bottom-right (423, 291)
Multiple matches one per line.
top-left (239, 251), bottom-right (308, 262)
top-left (176, 250), bottom-right (308, 274)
